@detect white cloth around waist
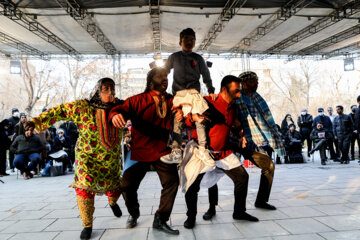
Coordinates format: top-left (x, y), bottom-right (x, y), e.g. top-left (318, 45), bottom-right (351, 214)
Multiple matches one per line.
top-left (173, 89), bottom-right (209, 116)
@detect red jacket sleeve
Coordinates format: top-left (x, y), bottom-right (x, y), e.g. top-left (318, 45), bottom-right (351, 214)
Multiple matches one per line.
top-left (109, 98), bottom-right (131, 122)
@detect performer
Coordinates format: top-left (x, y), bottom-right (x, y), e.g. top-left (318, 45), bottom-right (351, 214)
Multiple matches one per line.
top-left (203, 72), bottom-right (282, 221)
top-left (183, 75), bottom-right (258, 229)
top-left (110, 68), bottom-right (181, 235)
top-left (31, 78), bottom-right (123, 240)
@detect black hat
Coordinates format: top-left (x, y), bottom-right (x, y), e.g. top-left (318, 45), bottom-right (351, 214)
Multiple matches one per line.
top-left (42, 107), bottom-right (47, 112)
top-left (238, 71), bottom-right (258, 82)
top-left (11, 108), bottom-right (19, 114)
top-left (20, 112), bottom-right (26, 117)
top-left (318, 107), bottom-right (324, 112)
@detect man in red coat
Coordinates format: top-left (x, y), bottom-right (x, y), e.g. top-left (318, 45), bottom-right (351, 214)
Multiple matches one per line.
top-left (110, 68), bottom-right (181, 235)
top-left (183, 75), bottom-right (258, 229)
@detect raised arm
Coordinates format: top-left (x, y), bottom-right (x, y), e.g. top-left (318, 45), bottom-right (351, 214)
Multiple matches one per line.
top-left (198, 57), bottom-right (215, 94)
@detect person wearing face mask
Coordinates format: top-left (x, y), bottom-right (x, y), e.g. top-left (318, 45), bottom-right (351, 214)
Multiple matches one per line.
top-left (350, 105), bottom-right (359, 160)
top-left (0, 119), bottom-right (12, 176)
top-left (7, 108), bottom-right (20, 172)
top-left (10, 121), bottom-right (43, 179)
top-left (297, 108), bottom-right (313, 158)
top-left (313, 108), bottom-right (337, 160)
top-left (49, 128), bottom-right (72, 174)
top-left (31, 78), bottom-right (124, 240)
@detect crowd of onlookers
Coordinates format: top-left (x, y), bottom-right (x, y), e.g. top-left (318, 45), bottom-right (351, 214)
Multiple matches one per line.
top-left (280, 97), bottom-right (360, 165)
top-left (0, 108), bottom-right (78, 179)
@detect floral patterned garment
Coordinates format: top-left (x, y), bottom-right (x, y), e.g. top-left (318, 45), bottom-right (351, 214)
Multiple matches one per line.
top-left (32, 100), bottom-right (123, 195)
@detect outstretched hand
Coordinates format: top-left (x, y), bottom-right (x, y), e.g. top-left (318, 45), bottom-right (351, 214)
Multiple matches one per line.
top-left (112, 114), bottom-right (126, 128)
top-left (209, 93), bottom-right (218, 101)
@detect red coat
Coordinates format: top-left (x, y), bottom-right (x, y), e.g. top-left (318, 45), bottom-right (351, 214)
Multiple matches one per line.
top-left (109, 91), bottom-right (173, 162)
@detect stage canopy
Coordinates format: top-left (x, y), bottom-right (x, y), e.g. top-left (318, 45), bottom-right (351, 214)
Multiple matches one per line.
top-left (0, 0), bottom-right (359, 59)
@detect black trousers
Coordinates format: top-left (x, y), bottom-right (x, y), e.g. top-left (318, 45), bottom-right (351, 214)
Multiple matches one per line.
top-left (338, 135), bottom-right (351, 161)
top-left (350, 133), bottom-right (360, 158)
top-left (0, 149), bottom-right (6, 174)
top-left (121, 160), bottom-right (179, 222)
top-left (300, 130), bottom-right (312, 154)
top-left (185, 165), bottom-right (249, 218)
top-left (8, 150), bottom-right (14, 169)
top-left (327, 138), bottom-right (337, 159)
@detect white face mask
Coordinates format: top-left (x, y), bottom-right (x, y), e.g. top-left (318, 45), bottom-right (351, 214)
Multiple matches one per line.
top-left (319, 112), bottom-right (324, 116)
top-left (13, 112), bottom-right (20, 118)
top-left (301, 112), bottom-right (306, 115)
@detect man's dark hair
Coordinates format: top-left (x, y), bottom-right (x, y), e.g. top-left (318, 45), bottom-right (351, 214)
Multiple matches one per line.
top-left (317, 122), bottom-right (323, 126)
top-left (144, 67), bottom-right (166, 93)
top-left (24, 121), bottom-right (35, 130)
top-left (20, 112), bottom-right (26, 117)
top-left (180, 28), bottom-right (196, 41)
top-left (336, 105), bottom-right (344, 111)
top-left (220, 75), bottom-right (241, 92)
top-left (351, 105), bottom-right (357, 110)
top-left (357, 95), bottom-right (360, 102)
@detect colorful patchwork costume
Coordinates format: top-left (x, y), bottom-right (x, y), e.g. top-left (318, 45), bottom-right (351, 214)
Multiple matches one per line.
top-left (31, 78), bottom-right (123, 238)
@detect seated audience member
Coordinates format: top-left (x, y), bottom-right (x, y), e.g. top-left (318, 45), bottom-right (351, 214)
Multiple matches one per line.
top-left (284, 123), bottom-right (303, 163)
top-left (309, 122), bottom-right (333, 165)
top-left (281, 114), bottom-right (294, 136)
top-left (49, 128), bottom-right (71, 174)
top-left (0, 119), bottom-right (12, 176)
top-left (10, 121), bottom-right (44, 179)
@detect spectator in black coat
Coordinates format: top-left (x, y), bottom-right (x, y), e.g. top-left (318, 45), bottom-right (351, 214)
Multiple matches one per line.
top-left (297, 108), bottom-right (313, 157)
top-left (281, 114), bottom-right (294, 136)
top-left (59, 120), bottom-right (78, 170)
top-left (49, 128), bottom-right (71, 173)
top-left (350, 105), bottom-right (359, 160)
top-left (0, 119), bottom-right (11, 176)
top-left (354, 95), bottom-right (360, 163)
top-left (7, 108), bottom-right (20, 172)
top-left (284, 124), bottom-right (303, 163)
top-left (333, 105), bottom-right (353, 164)
top-left (313, 108), bottom-right (337, 160)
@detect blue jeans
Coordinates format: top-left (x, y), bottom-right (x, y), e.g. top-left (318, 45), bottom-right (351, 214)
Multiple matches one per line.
top-left (13, 153), bottom-right (40, 174)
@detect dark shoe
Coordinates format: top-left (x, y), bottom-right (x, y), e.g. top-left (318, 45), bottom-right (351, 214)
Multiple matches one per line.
top-left (11, 169), bottom-right (15, 173)
top-left (255, 201), bottom-right (277, 210)
top-left (153, 215), bottom-right (179, 235)
top-left (351, 156), bottom-right (355, 160)
top-left (126, 215), bottom-right (138, 228)
top-left (203, 208), bottom-right (216, 220)
top-left (345, 160), bottom-right (350, 164)
top-left (309, 149), bottom-right (315, 155)
top-left (80, 227), bottom-right (92, 240)
top-left (183, 217), bottom-right (196, 229)
top-left (110, 203), bottom-right (122, 218)
top-left (321, 161), bottom-right (326, 165)
top-left (233, 212), bottom-right (259, 222)
top-left (1, 172), bottom-right (9, 176)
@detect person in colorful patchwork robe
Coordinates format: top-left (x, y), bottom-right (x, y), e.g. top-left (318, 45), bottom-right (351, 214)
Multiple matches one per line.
top-left (31, 78), bottom-right (123, 240)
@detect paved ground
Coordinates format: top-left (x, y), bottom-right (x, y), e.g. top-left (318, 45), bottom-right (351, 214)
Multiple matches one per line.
top-left (1, 154), bottom-right (360, 240)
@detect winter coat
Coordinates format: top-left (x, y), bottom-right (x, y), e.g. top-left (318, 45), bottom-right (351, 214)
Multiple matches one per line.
top-left (333, 114), bottom-right (353, 138)
top-left (10, 134), bottom-right (44, 154)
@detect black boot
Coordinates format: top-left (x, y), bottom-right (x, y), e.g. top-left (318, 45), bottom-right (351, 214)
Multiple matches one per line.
top-left (80, 227), bottom-right (92, 240)
top-left (203, 206), bottom-right (216, 220)
top-left (110, 203), bottom-right (122, 218)
top-left (233, 212), bottom-right (259, 222)
top-left (126, 215), bottom-right (138, 228)
top-left (153, 215), bottom-right (179, 235)
top-left (321, 160), bottom-right (326, 165)
top-left (255, 201), bottom-right (276, 210)
top-left (183, 216), bottom-right (196, 229)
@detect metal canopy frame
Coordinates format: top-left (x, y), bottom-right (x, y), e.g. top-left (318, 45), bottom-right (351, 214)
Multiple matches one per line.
top-left (197, 0), bottom-right (247, 52)
top-left (229, 0), bottom-right (316, 57)
top-left (0, 0), bottom-right (80, 58)
top-left (54, 0), bottom-right (117, 55)
top-left (265, 0), bottom-right (360, 55)
top-left (0, 30), bottom-right (45, 57)
top-left (150, 0), bottom-right (161, 54)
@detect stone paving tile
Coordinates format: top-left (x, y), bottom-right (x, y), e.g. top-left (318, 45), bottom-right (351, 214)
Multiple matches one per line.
top-left (246, 209), bottom-right (289, 221)
top-left (0, 233), bottom-right (14, 240)
top-left (0, 212), bottom-right (16, 221)
top-left (7, 232), bottom-right (59, 240)
top-left (42, 209), bottom-right (80, 219)
top-left (43, 218), bottom-right (83, 231)
top-left (2, 219), bottom-right (55, 233)
top-left (278, 206), bottom-right (326, 218)
top-left (170, 213), bottom-right (212, 226)
top-left (272, 233), bottom-right (325, 240)
top-left (100, 228), bottom-right (148, 240)
top-left (11, 202), bottom-right (49, 211)
top-left (148, 226), bottom-right (195, 240)
top-left (311, 204), bottom-right (357, 215)
top-left (315, 214), bottom-right (360, 231)
top-left (234, 220), bottom-right (289, 238)
top-left (4, 210), bottom-right (51, 221)
top-left (53, 230), bottom-right (104, 240)
top-left (41, 202), bottom-right (77, 210)
top-left (319, 230), bottom-right (360, 240)
top-left (93, 216), bottom-right (127, 230)
top-left (275, 218), bottom-right (333, 235)
top-left (193, 223), bottom-right (243, 240)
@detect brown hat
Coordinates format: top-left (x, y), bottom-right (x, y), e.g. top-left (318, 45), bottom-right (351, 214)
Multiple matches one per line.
top-left (24, 121), bottom-right (35, 130)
